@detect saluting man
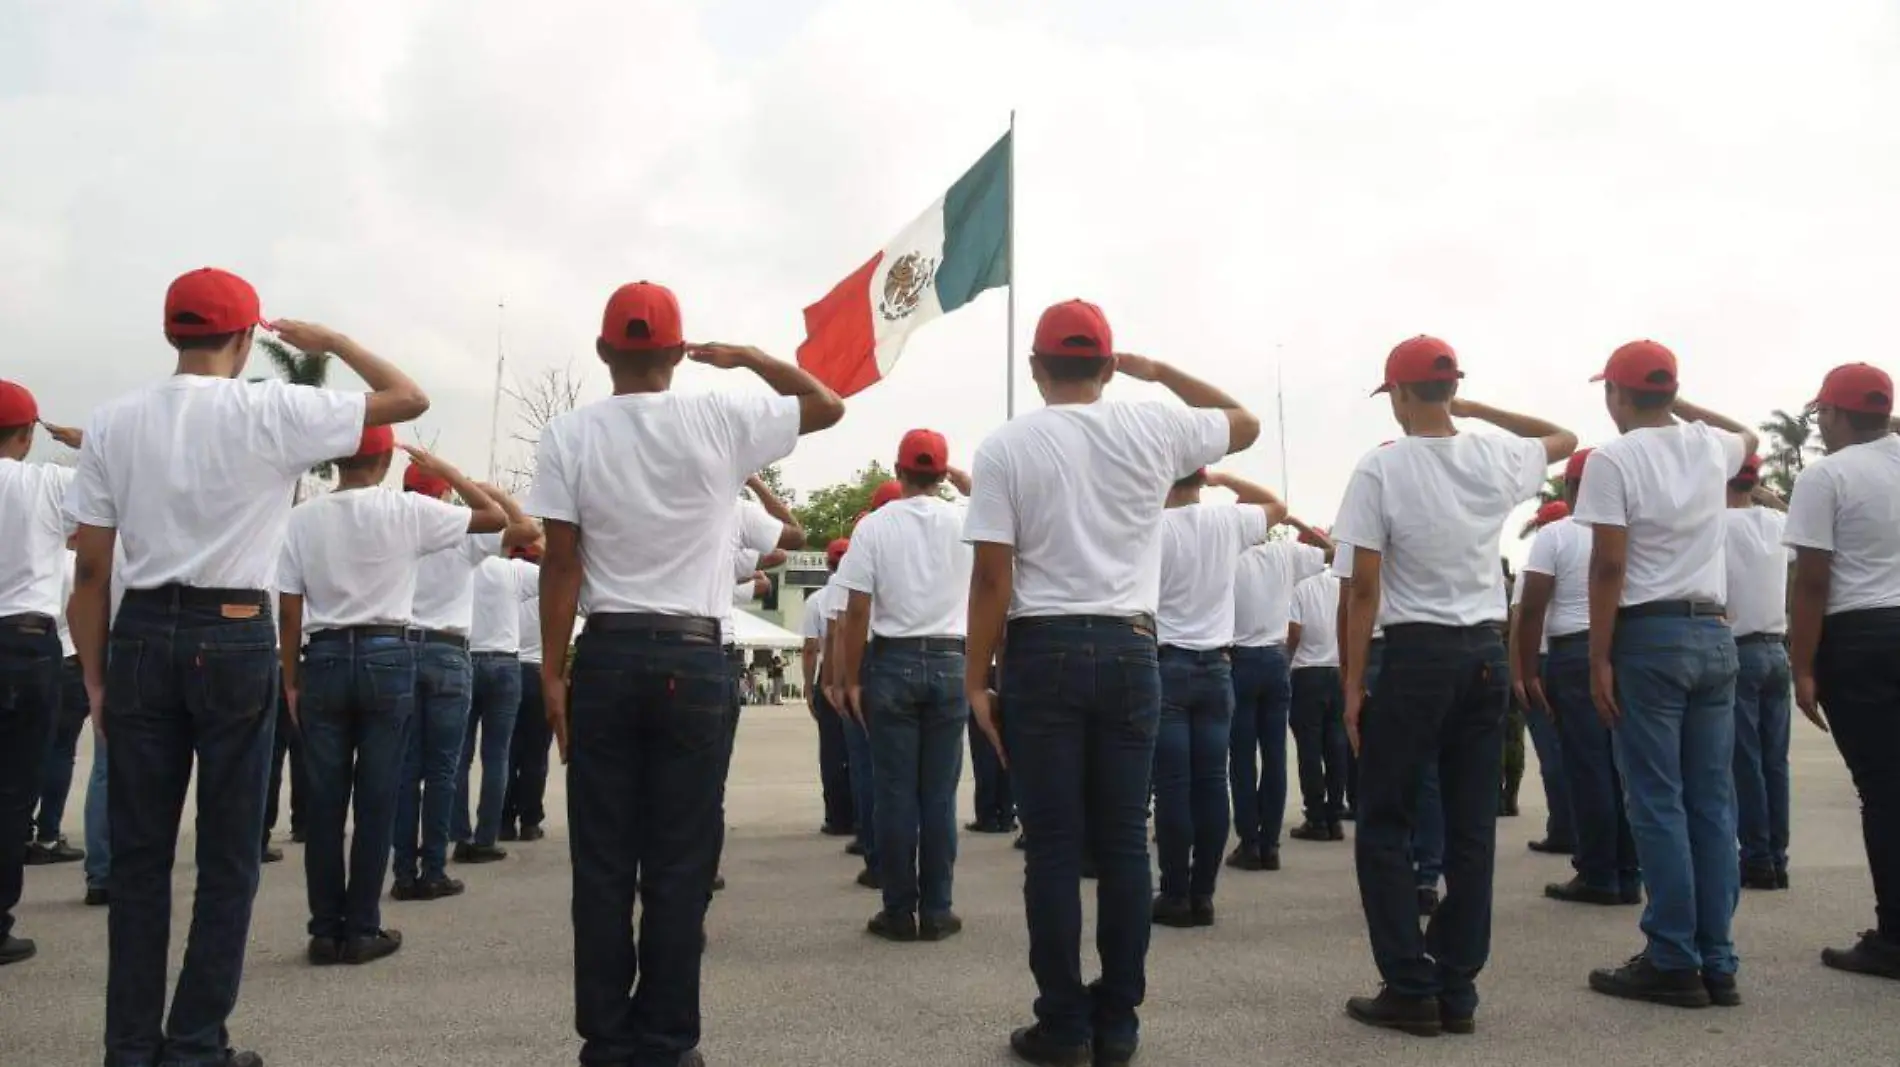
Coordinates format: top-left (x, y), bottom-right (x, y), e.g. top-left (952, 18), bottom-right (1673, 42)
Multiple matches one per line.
top-left (1721, 455), bottom-right (1793, 892)
top-left (525, 281), bottom-right (843, 1067)
top-left (802, 540), bottom-right (857, 842)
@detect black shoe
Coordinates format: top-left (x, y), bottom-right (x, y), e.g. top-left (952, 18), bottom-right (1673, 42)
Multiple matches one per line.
top-left (418, 876), bottom-right (466, 900)
top-left (1094, 1039), bottom-right (1137, 1067)
top-left (1191, 896), bottom-right (1215, 927)
top-left (290, 828), bottom-right (307, 844)
top-left (1499, 797), bottom-right (1520, 817)
top-left (261, 845), bottom-right (284, 864)
top-left (1776, 868), bottom-right (1790, 890)
top-left (1703, 971), bottom-right (1742, 1007)
top-left (307, 937), bottom-right (343, 966)
top-left (1417, 887), bottom-right (1440, 917)
top-left (518, 824), bottom-right (546, 842)
top-left (1345, 987), bottom-right (1442, 1037)
top-left (856, 867), bottom-right (881, 890)
top-left (223, 1052), bottom-right (265, 1067)
top-left (920, 911), bottom-right (964, 942)
top-left (455, 843), bottom-right (508, 864)
top-left (342, 929), bottom-right (403, 965)
top-left (712, 873), bottom-right (726, 892)
top-left (1741, 865), bottom-right (1780, 891)
top-left (822, 822), bottom-right (855, 837)
top-left (390, 881), bottom-right (422, 902)
top-left (845, 840), bottom-right (866, 857)
top-left (1588, 953), bottom-right (1712, 1008)
top-left (34, 838), bottom-right (85, 864)
top-left (498, 824), bottom-right (519, 842)
top-left (1442, 1012), bottom-right (1475, 1036)
top-left (1821, 931), bottom-right (1900, 981)
top-left (1328, 823), bottom-right (1347, 841)
top-left (1009, 1024), bottom-right (1092, 1067)
top-left (21, 842), bottom-right (57, 866)
top-left (84, 886), bottom-right (109, 907)
top-left (1289, 821), bottom-right (1335, 842)
top-left (1545, 877), bottom-right (1630, 906)
top-left (1260, 849), bottom-right (1281, 872)
top-left (1013, 833), bottom-right (1027, 851)
top-left (1341, 807), bottom-right (1356, 822)
top-left (867, 910), bottom-right (919, 942)
top-left (1225, 844), bottom-right (1266, 872)
top-left (1528, 837), bottom-right (1574, 855)
top-left (676, 1051), bottom-right (705, 1067)
top-left (1151, 895), bottom-right (1196, 929)
top-left (1620, 884), bottom-right (1644, 905)
top-left (0, 935), bottom-right (37, 965)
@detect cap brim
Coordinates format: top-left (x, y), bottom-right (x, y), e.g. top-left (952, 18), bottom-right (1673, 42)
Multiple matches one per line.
top-left (1370, 383), bottom-right (1392, 396)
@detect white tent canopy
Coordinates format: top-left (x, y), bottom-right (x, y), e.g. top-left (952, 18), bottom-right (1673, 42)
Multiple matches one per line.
top-left (730, 609), bottom-right (803, 650)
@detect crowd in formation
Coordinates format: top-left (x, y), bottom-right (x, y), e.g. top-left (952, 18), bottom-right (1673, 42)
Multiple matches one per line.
top-left (1, 267), bottom-right (1897, 1067)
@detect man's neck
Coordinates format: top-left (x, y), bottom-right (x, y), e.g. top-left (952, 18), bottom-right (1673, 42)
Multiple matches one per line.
top-left (334, 475), bottom-right (381, 492)
top-left (609, 368), bottom-right (672, 396)
top-left (1726, 492), bottom-right (1752, 509)
top-left (173, 353), bottom-right (233, 379)
top-left (1406, 405), bottom-right (1456, 438)
top-left (1623, 411), bottom-right (1676, 432)
top-left (1039, 382), bottom-right (1103, 406)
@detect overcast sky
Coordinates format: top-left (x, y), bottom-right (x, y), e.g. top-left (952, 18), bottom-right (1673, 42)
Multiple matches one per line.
top-left (6, 0), bottom-right (1897, 552)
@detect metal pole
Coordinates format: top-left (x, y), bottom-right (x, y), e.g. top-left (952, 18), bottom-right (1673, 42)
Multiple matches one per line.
top-left (486, 299), bottom-right (505, 483)
top-left (1005, 110), bottom-right (1017, 421)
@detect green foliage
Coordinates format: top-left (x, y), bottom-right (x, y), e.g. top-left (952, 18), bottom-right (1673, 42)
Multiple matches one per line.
top-left (794, 461), bottom-right (893, 546)
top-left (253, 337), bottom-right (336, 482)
top-left (1758, 408), bottom-right (1816, 498)
top-left (1519, 473), bottom-right (1567, 540)
top-left (754, 463), bottom-right (796, 508)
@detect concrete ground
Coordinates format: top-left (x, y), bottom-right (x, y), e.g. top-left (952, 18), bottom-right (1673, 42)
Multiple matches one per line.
top-left (5, 705), bottom-right (1896, 1066)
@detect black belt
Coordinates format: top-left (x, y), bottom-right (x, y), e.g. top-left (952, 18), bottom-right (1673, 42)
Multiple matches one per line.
top-left (471, 650), bottom-right (518, 660)
top-left (308, 625), bottom-right (409, 644)
top-left (1384, 622), bottom-right (1504, 639)
top-left (1010, 613), bottom-right (1156, 637)
top-left (1549, 631), bottom-right (1589, 649)
top-left (1619, 600), bottom-right (1725, 621)
top-left (1159, 645), bottom-right (1229, 663)
top-left (1735, 632), bottom-right (1784, 646)
top-left (122, 585), bottom-right (269, 610)
top-left (0, 612), bottom-right (54, 635)
top-left (872, 636), bottom-right (966, 654)
top-left (409, 628), bottom-right (469, 649)
top-left (585, 612), bottom-right (720, 643)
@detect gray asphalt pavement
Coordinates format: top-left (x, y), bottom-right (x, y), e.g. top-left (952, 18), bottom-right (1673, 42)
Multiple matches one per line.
top-left (5, 703), bottom-right (1896, 1066)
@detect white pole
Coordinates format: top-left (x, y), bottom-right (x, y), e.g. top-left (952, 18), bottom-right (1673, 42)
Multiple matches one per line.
top-left (486, 299), bottom-right (505, 483)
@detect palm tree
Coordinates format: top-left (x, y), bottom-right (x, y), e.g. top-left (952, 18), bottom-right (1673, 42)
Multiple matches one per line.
top-left (251, 337), bottom-right (335, 497)
top-left (1518, 472), bottom-right (1567, 539)
top-left (1758, 409), bottom-right (1815, 498)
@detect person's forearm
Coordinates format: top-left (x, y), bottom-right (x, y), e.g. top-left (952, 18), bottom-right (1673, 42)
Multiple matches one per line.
top-left (1454, 398), bottom-right (1564, 440)
top-left (946, 466), bottom-right (972, 496)
top-left (327, 334), bottom-right (428, 422)
top-left (1673, 398), bottom-right (1760, 456)
top-left (1751, 485), bottom-right (1788, 512)
top-left (1586, 563), bottom-right (1624, 670)
top-left (739, 348), bottom-right (827, 398)
top-left (1343, 579), bottom-right (1379, 699)
top-left (1209, 472), bottom-right (1282, 509)
top-left (278, 601), bottom-right (301, 698)
top-left (1334, 582), bottom-right (1351, 678)
top-left (441, 470), bottom-right (505, 533)
top-left (1515, 605), bottom-right (1546, 684)
top-left (1150, 360), bottom-right (1245, 411)
top-left (748, 476), bottom-right (802, 538)
top-left (801, 647), bottom-right (817, 695)
top-left (1788, 554), bottom-right (1830, 681)
top-left (840, 596), bottom-right (872, 685)
top-left (71, 577), bottom-right (110, 701)
top-left (539, 554), bottom-right (583, 690)
top-left (965, 557), bottom-right (1013, 691)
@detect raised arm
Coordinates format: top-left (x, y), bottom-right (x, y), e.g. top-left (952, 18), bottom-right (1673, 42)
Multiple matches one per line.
top-left (1749, 484), bottom-right (1789, 513)
top-left (403, 447), bottom-right (505, 534)
top-left (1672, 397), bottom-right (1761, 460)
top-left (688, 343), bottom-right (845, 435)
top-left (945, 465), bottom-right (973, 497)
top-left (1449, 397), bottom-right (1577, 466)
top-left (1114, 353), bottom-right (1260, 455)
top-left (269, 320), bottom-right (429, 427)
top-left (1203, 470), bottom-right (1289, 527)
top-left (475, 480), bottom-right (543, 547)
top-left (1284, 516), bottom-right (1336, 562)
top-left (747, 474), bottom-right (806, 549)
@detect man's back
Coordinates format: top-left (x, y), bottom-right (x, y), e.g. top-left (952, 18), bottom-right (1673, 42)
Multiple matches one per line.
top-left (1524, 517), bottom-right (1592, 637)
top-left (1785, 434), bottom-right (1900, 614)
top-left (838, 495), bottom-right (972, 638)
top-left (1157, 503), bottom-right (1268, 649)
top-left (1575, 422), bottom-right (1743, 606)
top-left (0, 459), bottom-right (74, 618)
top-left (280, 487), bottom-right (466, 632)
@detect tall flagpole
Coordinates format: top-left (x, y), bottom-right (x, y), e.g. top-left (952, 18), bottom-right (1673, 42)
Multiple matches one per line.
top-left (486, 299), bottom-right (506, 483)
top-left (1005, 109), bottom-right (1017, 421)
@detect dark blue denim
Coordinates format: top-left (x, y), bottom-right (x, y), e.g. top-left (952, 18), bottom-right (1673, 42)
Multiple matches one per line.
top-left (1610, 616), bottom-right (1740, 975)
top-left (843, 710), bottom-right (878, 870)
top-left (969, 711), bottom-right (1013, 827)
top-left (1814, 608), bottom-right (1900, 943)
top-left (103, 592), bottom-right (278, 1067)
top-left (1154, 648), bottom-right (1234, 900)
top-left (393, 641), bottom-right (471, 884)
top-left (1732, 638), bottom-right (1792, 873)
top-left (33, 656), bottom-right (88, 842)
top-left (298, 635), bottom-right (416, 940)
top-left (85, 737), bottom-right (111, 892)
top-left (1355, 624), bottom-right (1507, 1019)
top-left (812, 688), bottom-right (856, 831)
top-left (455, 652), bottom-right (522, 847)
top-left (1229, 643), bottom-right (1291, 853)
top-left (1, 622), bottom-right (60, 942)
top-left (1001, 618), bottom-right (1161, 1050)
top-left (264, 683), bottom-right (306, 844)
top-left (1290, 666), bottom-right (1349, 824)
top-left (1546, 642), bottom-right (1640, 894)
top-left (1524, 654), bottom-right (1574, 846)
top-left (566, 626), bottom-right (730, 1067)
top-left (864, 644), bottom-right (967, 916)
top-left (1413, 760), bottom-right (1445, 888)
top-left (503, 663), bottom-right (553, 832)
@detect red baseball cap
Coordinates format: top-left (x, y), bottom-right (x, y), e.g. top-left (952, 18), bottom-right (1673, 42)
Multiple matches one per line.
top-left (1032, 300), bottom-right (1113, 359)
top-left (0, 380), bottom-right (39, 426)
top-left (353, 424), bottom-right (395, 459)
top-left (1298, 525), bottom-right (1329, 548)
top-left (1372, 335), bottom-right (1462, 396)
top-left (164, 268), bottom-right (263, 337)
top-left (1563, 447), bottom-right (1594, 484)
top-left (599, 282), bottom-right (683, 351)
top-left (1592, 340), bottom-right (1679, 392)
top-left (826, 538), bottom-right (850, 566)
top-left (1733, 454), bottom-right (1764, 484)
top-left (509, 542), bottom-right (544, 562)
top-left (896, 429), bottom-right (948, 473)
top-left (1811, 362), bottom-right (1894, 416)
top-left (402, 463), bottom-right (451, 499)
top-left (1534, 500), bottom-right (1571, 527)
top-left (869, 479), bottom-right (903, 512)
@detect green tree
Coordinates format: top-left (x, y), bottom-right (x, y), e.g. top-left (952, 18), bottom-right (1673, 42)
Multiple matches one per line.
top-left (794, 461), bottom-right (893, 546)
top-left (1519, 472), bottom-right (1567, 539)
top-left (251, 337), bottom-right (334, 498)
top-left (1758, 408), bottom-right (1816, 498)
top-left (751, 463), bottom-right (797, 508)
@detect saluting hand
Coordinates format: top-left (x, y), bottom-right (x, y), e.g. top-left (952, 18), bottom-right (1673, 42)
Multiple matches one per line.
top-left (686, 343), bottom-right (762, 369)
top-left (267, 319), bottom-right (343, 356)
top-left (43, 422), bottom-right (83, 449)
top-left (1794, 672), bottom-right (1829, 733)
top-left (968, 685), bottom-right (1007, 768)
top-left (401, 445), bottom-right (455, 479)
top-left (1112, 353), bottom-right (1162, 382)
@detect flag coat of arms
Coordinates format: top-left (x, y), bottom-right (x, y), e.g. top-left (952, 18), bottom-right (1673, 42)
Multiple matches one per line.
top-left (797, 132), bottom-right (1010, 397)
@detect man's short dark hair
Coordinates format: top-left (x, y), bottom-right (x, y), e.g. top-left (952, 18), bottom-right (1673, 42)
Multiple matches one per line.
top-left (166, 328), bottom-right (244, 353)
top-left (898, 468), bottom-right (945, 492)
top-left (596, 340), bottom-right (684, 375)
top-left (333, 452), bottom-right (388, 475)
top-left (1401, 380), bottom-right (1456, 404)
top-left (1630, 387), bottom-right (1677, 411)
top-left (1847, 409), bottom-right (1889, 435)
top-left (1034, 354), bottom-right (1111, 383)
top-left (0, 423), bottom-right (32, 444)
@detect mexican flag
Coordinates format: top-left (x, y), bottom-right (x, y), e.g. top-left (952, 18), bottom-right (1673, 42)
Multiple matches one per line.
top-left (797, 132), bottom-right (1010, 397)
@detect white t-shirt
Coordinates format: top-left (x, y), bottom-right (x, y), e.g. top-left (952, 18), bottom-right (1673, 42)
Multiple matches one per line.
top-left (802, 579), bottom-right (839, 674)
top-left (963, 401), bottom-right (1230, 618)
top-left (413, 532), bottom-right (505, 634)
top-left (58, 549), bottom-right (76, 657)
top-left (526, 392), bottom-right (800, 618)
top-left (1157, 503), bottom-right (1271, 650)
top-left (1331, 539), bottom-right (1385, 641)
top-left (835, 495), bottom-right (974, 640)
top-left (0, 459), bottom-right (75, 619)
top-left (723, 498), bottom-right (787, 639)
top-left (1523, 517), bottom-right (1592, 640)
top-left (1724, 507), bottom-right (1791, 636)
top-left (1332, 434), bottom-right (1548, 628)
top-left (470, 556), bottom-right (539, 653)
top-left (1572, 423), bottom-right (1746, 607)
top-left (517, 566), bottom-right (544, 664)
top-left (1784, 434), bottom-right (1900, 614)
top-left (1288, 572), bottom-right (1341, 668)
top-left (1233, 540), bottom-right (1326, 648)
top-left (278, 487), bottom-right (470, 634)
top-left (64, 376), bottom-right (365, 591)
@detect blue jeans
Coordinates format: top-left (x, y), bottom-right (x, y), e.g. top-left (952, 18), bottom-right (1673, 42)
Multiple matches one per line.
top-left (1547, 641), bottom-right (1640, 893)
top-left (298, 635), bottom-right (415, 940)
top-left (104, 591), bottom-right (278, 1067)
top-left (455, 653), bottom-right (522, 847)
top-left (1611, 616), bottom-right (1740, 975)
top-left (394, 642), bottom-right (472, 884)
top-left (504, 664), bottom-right (553, 831)
top-left (864, 644), bottom-right (966, 916)
top-left (86, 737), bottom-right (111, 892)
top-left (34, 656), bottom-right (89, 842)
top-left (812, 688), bottom-right (855, 831)
top-left (1355, 624), bottom-right (1507, 1019)
top-left (566, 625), bottom-right (729, 1067)
top-left (1229, 644), bottom-right (1291, 853)
top-left (0, 621), bottom-right (60, 942)
top-left (1733, 638), bottom-right (1792, 873)
top-left (843, 709), bottom-right (878, 870)
top-left (1525, 656), bottom-right (1574, 846)
top-left (969, 711), bottom-right (1014, 826)
top-left (1154, 649), bottom-right (1234, 901)
top-left (1290, 666), bottom-right (1348, 824)
top-left (1001, 618), bottom-right (1161, 1050)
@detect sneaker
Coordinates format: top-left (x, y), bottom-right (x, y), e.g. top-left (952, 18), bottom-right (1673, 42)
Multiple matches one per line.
top-left (1417, 887), bottom-right (1440, 917)
top-left (1499, 797), bottom-right (1521, 818)
top-left (1345, 987), bottom-right (1442, 1037)
top-left (1225, 844), bottom-right (1266, 872)
top-left (418, 876), bottom-right (466, 900)
top-left (307, 937), bottom-right (343, 966)
top-left (223, 1052), bottom-right (265, 1067)
top-left (1588, 953), bottom-right (1712, 1008)
top-left (1442, 1011), bottom-right (1475, 1036)
top-left (454, 843), bottom-right (508, 864)
top-left (0, 935), bottom-right (37, 966)
top-left (1545, 877), bottom-right (1631, 907)
top-left (1008, 1025), bottom-right (1092, 1067)
top-left (867, 910), bottom-right (918, 942)
top-left (1151, 895), bottom-right (1197, 929)
top-left (342, 929), bottom-right (403, 965)
top-left (1620, 884), bottom-right (1645, 905)
top-left (1094, 1038), bottom-right (1137, 1067)
top-left (1821, 931), bottom-right (1900, 981)
top-left (1776, 867), bottom-right (1790, 890)
top-left (1289, 821), bottom-right (1333, 842)
top-left (676, 1052), bottom-right (705, 1067)
top-left (1191, 896), bottom-right (1216, 928)
top-left (84, 886), bottom-right (109, 907)
top-left (518, 824), bottom-right (546, 842)
top-left (1703, 971), bottom-right (1742, 1007)
top-left (920, 911), bottom-right (964, 942)
top-left (1527, 837), bottom-right (1574, 855)
top-left (856, 868), bottom-right (881, 890)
